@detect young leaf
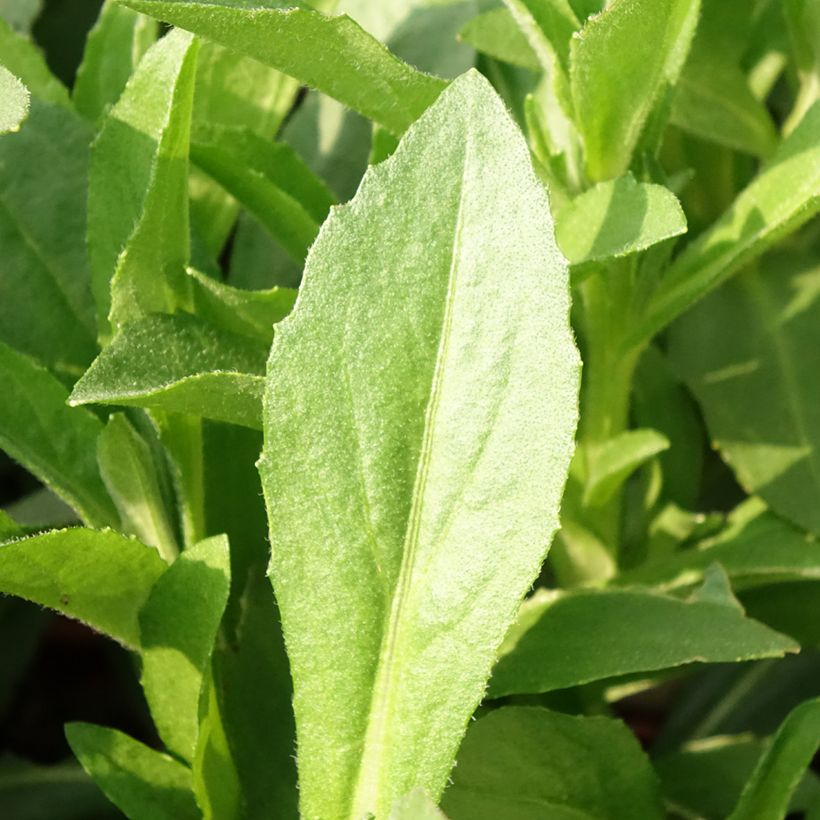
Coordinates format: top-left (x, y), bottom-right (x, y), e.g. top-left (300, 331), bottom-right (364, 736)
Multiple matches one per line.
top-left (441, 707), bottom-right (664, 820)
top-left (98, 413), bottom-right (179, 562)
top-left (0, 528), bottom-right (166, 648)
top-left (729, 698), bottom-right (820, 820)
top-left (70, 314), bottom-right (267, 430)
top-left (0, 101), bottom-right (98, 375)
top-left (459, 7), bottom-right (540, 71)
top-left (188, 268), bottom-right (296, 344)
top-left (570, 0), bottom-right (700, 181)
top-left (669, 248), bottom-right (820, 535)
top-left (259, 70), bottom-right (579, 818)
top-left (555, 173), bottom-right (687, 265)
top-left (0, 66), bottom-right (29, 133)
top-left (65, 724), bottom-right (199, 820)
top-left (390, 788), bottom-right (448, 820)
top-left (582, 428), bottom-right (670, 507)
top-left (88, 28), bottom-right (198, 333)
top-left (116, 0), bottom-right (448, 136)
top-left (139, 534), bottom-right (230, 762)
top-left (72, 0), bottom-right (158, 123)
top-left (633, 102), bottom-right (820, 347)
top-left (0, 343), bottom-right (116, 528)
top-left (190, 125), bottom-right (335, 262)
top-left (489, 581), bottom-right (798, 697)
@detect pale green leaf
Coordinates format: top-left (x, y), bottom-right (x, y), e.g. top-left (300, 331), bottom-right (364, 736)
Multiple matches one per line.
top-left (582, 428), bottom-right (670, 507)
top-left (502, 0), bottom-right (579, 70)
top-left (569, 0), bottom-right (700, 181)
top-left (0, 17), bottom-right (69, 107)
top-left (188, 267), bottom-right (295, 344)
top-left (489, 582), bottom-right (798, 697)
top-left (66, 724), bottom-right (199, 820)
top-left (191, 125), bottom-right (334, 262)
top-left (669, 247), bottom-right (820, 535)
top-left (633, 102), bottom-right (820, 347)
top-left (98, 414), bottom-right (179, 562)
top-left (139, 534), bottom-right (230, 762)
top-left (442, 707), bottom-right (664, 820)
top-left (390, 788), bottom-right (448, 820)
top-left (0, 65), bottom-right (28, 133)
top-left (730, 698), bottom-right (820, 820)
top-left (0, 527), bottom-right (166, 648)
top-left (116, 0), bottom-right (448, 136)
top-left (70, 313), bottom-right (267, 429)
top-left (259, 70), bottom-right (579, 818)
top-left (73, 0), bottom-right (158, 123)
top-left (459, 7), bottom-right (540, 71)
top-left (0, 101), bottom-right (98, 375)
top-left (555, 173), bottom-right (687, 264)
top-left (0, 343), bottom-right (116, 527)
top-left (88, 28), bottom-right (198, 333)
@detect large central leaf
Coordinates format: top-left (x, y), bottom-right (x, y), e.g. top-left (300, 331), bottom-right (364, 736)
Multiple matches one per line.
top-left (258, 70), bottom-right (580, 819)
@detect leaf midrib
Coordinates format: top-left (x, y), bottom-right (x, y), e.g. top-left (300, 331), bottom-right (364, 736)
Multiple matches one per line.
top-left (348, 108), bottom-right (474, 818)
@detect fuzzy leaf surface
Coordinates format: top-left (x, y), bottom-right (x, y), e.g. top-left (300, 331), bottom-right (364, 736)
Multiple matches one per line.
top-left (259, 70), bottom-right (579, 818)
top-left (0, 66), bottom-right (28, 133)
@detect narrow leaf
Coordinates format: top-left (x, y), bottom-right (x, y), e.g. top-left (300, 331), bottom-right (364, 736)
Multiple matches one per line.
top-left (442, 707), bottom-right (664, 820)
top-left (0, 342), bottom-right (116, 527)
top-left (88, 28), bottom-right (198, 333)
top-left (116, 0), bottom-right (448, 136)
top-left (555, 173), bottom-right (686, 264)
top-left (570, 0), bottom-right (700, 181)
top-left (0, 66), bottom-right (28, 133)
top-left (73, 0), bottom-right (158, 122)
top-left (0, 528), bottom-right (166, 648)
top-left (139, 534), bottom-right (230, 762)
top-left (489, 583), bottom-right (798, 697)
top-left (66, 724), bottom-right (199, 820)
top-left (634, 102), bottom-right (820, 347)
top-left (730, 698), bottom-right (820, 820)
top-left (259, 70), bottom-right (580, 818)
top-left (459, 7), bottom-right (540, 71)
top-left (70, 313), bottom-right (267, 430)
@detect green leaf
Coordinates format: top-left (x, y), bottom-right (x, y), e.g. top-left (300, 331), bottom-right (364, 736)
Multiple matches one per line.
top-left (0, 101), bottom-right (98, 375)
top-left (555, 173), bottom-right (687, 265)
top-left (0, 66), bottom-right (28, 133)
top-left (116, 0), bottom-right (449, 136)
top-left (0, 343), bottom-right (116, 527)
top-left (570, 0), bottom-right (700, 181)
top-left (633, 102), bottom-right (820, 347)
top-left (259, 70), bottom-right (579, 818)
top-left (70, 313), bottom-right (267, 429)
top-left (730, 697), bottom-right (820, 820)
top-left (0, 527), bottom-right (166, 648)
top-left (459, 7), bottom-right (540, 72)
top-left (72, 0), bottom-right (158, 123)
top-left (188, 267), bottom-right (296, 344)
top-left (98, 413), bottom-right (179, 562)
top-left (503, 0), bottom-right (579, 70)
top-left (441, 707), bottom-right (664, 820)
top-left (669, 247), bottom-right (820, 535)
top-left (88, 28), bottom-right (198, 333)
top-left (65, 724), bottom-right (199, 820)
top-left (190, 125), bottom-right (335, 262)
top-left (0, 0), bottom-right (43, 33)
top-left (390, 788), bottom-right (448, 820)
top-left (0, 17), bottom-right (69, 107)
top-left (582, 428), bottom-right (670, 507)
top-left (489, 581), bottom-right (798, 697)
top-left (139, 534), bottom-right (230, 762)
top-left (0, 509), bottom-right (20, 540)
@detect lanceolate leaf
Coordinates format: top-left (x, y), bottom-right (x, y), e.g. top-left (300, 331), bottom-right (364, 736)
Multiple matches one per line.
top-left (489, 581), bottom-right (798, 697)
top-left (570, 0), bottom-right (700, 181)
top-left (0, 66), bottom-right (29, 134)
top-left (0, 343), bottom-right (116, 527)
top-left (116, 0), bottom-right (448, 136)
top-left (66, 724), bottom-right (199, 820)
top-left (633, 102), bottom-right (820, 348)
top-left (88, 28), bottom-right (198, 333)
top-left (0, 528), bottom-right (166, 648)
top-left (458, 7), bottom-right (540, 72)
top-left (259, 70), bottom-right (579, 818)
top-left (70, 313), bottom-right (267, 429)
